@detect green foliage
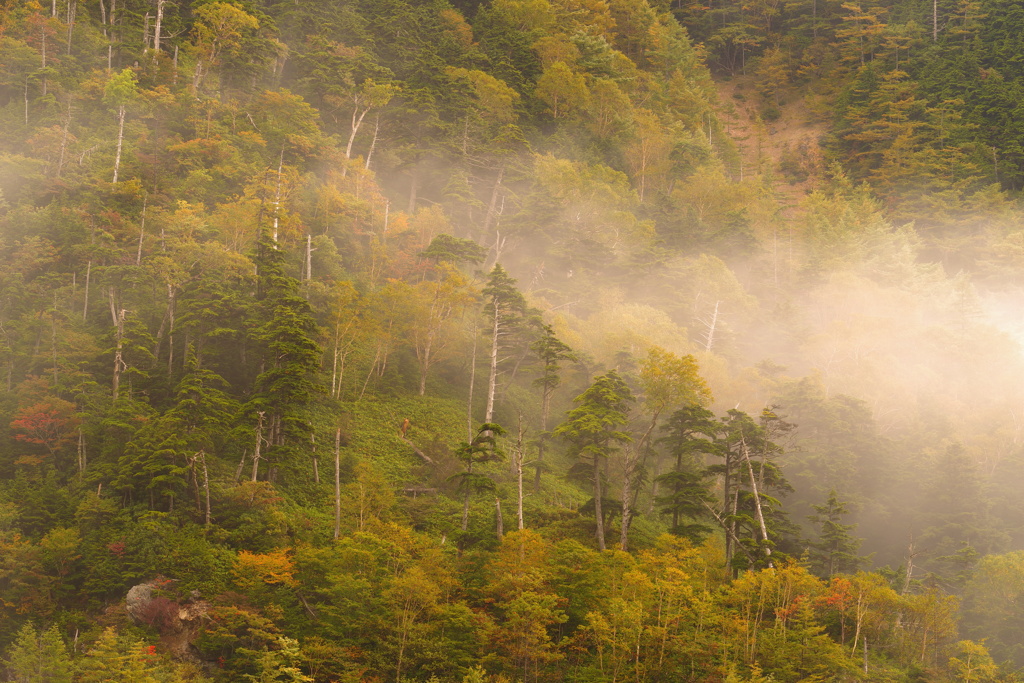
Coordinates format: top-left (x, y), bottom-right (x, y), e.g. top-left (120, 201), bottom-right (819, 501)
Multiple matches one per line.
top-left (2, 0), bottom-right (1024, 681)
top-left (556, 371), bottom-right (634, 550)
top-left (808, 489), bottom-right (866, 578)
top-left (4, 623), bottom-right (72, 683)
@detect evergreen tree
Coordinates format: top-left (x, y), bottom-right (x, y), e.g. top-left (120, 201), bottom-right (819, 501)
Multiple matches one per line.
top-left (555, 371), bottom-right (634, 551)
top-left (655, 404), bottom-right (720, 542)
top-left (808, 489), bottom-right (866, 577)
top-left (450, 422), bottom-right (506, 534)
top-left (247, 234), bottom-right (323, 483)
top-left (712, 409), bottom-right (796, 572)
top-left (4, 623), bottom-right (72, 683)
top-left (530, 324), bottom-right (575, 493)
top-left (481, 264), bottom-right (528, 424)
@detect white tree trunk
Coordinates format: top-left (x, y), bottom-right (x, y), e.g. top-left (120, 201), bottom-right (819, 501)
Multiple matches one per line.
top-left (251, 411), bottom-right (265, 481)
top-left (334, 427), bottom-right (342, 540)
top-left (742, 437), bottom-right (773, 568)
top-left (345, 106), bottom-right (369, 160)
top-left (154, 0), bottom-right (164, 53)
top-left (112, 104), bottom-right (125, 183)
top-left (515, 417), bottom-right (524, 530)
top-left (109, 290), bottom-right (125, 401)
top-left (271, 150), bottom-right (283, 245)
top-left (485, 313), bottom-right (500, 423)
top-left (594, 452), bottom-right (605, 551)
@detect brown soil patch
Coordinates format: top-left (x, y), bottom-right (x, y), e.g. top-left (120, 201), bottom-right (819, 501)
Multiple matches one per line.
top-left (715, 75), bottom-right (829, 218)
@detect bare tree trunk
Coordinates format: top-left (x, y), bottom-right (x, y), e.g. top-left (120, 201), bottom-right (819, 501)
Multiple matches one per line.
top-left (702, 500), bottom-right (759, 567)
top-left (620, 413), bottom-right (662, 551)
top-left (166, 283), bottom-right (175, 375)
top-left (701, 301), bottom-right (720, 352)
top-left (330, 320), bottom-right (351, 400)
top-left (112, 104), bottom-right (125, 183)
top-left (251, 411), bottom-right (265, 481)
top-left (136, 195), bottom-right (147, 265)
top-left (466, 326), bottom-right (477, 441)
top-left (742, 437), bottom-right (773, 568)
top-left (345, 105), bottom-right (369, 160)
top-left (495, 497), bottom-right (504, 541)
top-left (66, 0), bottom-right (76, 55)
top-left (594, 452), bottom-right (605, 551)
top-left (40, 27), bottom-right (47, 97)
top-left (515, 416), bottom-right (525, 530)
top-left (109, 289), bottom-right (125, 400)
top-left (902, 540), bottom-right (919, 594)
top-left (235, 449), bottom-right (247, 482)
top-left (303, 234), bottom-right (313, 281)
top-left (481, 166), bottom-right (505, 239)
top-left (200, 451), bottom-right (211, 527)
top-left (153, 0), bottom-right (164, 53)
top-left (485, 314), bottom-right (500, 423)
top-left (77, 427), bottom-right (86, 475)
top-left (418, 333), bottom-right (432, 396)
top-left (620, 455), bottom-right (634, 552)
top-left (364, 113), bottom-right (379, 170)
top-left (723, 448), bottom-right (734, 567)
top-left (333, 427), bottom-right (342, 540)
top-left (729, 488), bottom-right (739, 572)
top-left (50, 304), bottom-right (59, 387)
top-left (56, 103), bottom-right (71, 178)
top-left (82, 260), bottom-right (91, 321)
top-left (534, 393), bottom-right (550, 495)
top-left (271, 149), bottom-right (283, 244)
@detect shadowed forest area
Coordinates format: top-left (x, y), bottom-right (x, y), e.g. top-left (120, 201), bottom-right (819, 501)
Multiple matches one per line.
top-left (4, 0), bottom-right (1024, 680)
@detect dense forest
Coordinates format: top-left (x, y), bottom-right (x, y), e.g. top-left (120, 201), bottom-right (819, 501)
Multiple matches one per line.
top-left (5, 0), bottom-right (1024, 680)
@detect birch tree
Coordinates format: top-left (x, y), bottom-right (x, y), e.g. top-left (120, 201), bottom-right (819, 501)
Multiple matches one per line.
top-left (102, 67), bottom-right (137, 184)
top-left (481, 264), bottom-right (528, 423)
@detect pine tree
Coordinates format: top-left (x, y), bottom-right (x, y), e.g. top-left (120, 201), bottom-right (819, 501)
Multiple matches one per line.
top-left (481, 264), bottom-right (528, 424)
top-left (555, 371), bottom-right (634, 551)
top-left (450, 422), bottom-right (505, 534)
top-left (655, 404), bottom-right (720, 541)
top-left (530, 324), bottom-right (575, 493)
top-left (711, 409), bottom-right (796, 572)
top-left (5, 623), bottom-right (72, 683)
top-left (809, 489), bottom-right (866, 577)
top-left (247, 233), bottom-right (323, 483)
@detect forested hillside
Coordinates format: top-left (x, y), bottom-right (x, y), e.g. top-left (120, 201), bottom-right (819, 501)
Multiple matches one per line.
top-left (4, 0), bottom-right (1024, 680)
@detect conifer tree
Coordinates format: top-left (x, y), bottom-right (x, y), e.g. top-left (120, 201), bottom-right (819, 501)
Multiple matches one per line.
top-left (655, 404), bottom-right (720, 541)
top-left (530, 324), bottom-right (575, 493)
top-left (247, 233), bottom-right (323, 482)
top-left (809, 489), bottom-right (866, 577)
top-left (555, 371), bottom-right (634, 551)
top-left (5, 623), bottom-right (72, 683)
top-left (450, 422), bottom-right (505, 533)
top-left (481, 264), bottom-right (528, 423)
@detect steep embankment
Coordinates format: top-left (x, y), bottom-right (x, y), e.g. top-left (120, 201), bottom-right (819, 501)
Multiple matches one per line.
top-left (716, 75), bottom-right (827, 218)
